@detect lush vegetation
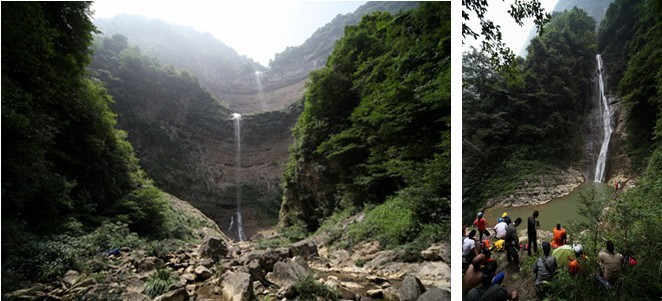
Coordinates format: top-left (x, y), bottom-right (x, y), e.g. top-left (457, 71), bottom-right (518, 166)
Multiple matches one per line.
top-left (280, 2), bottom-right (451, 253)
top-left (0, 2), bottom-right (211, 290)
top-left (144, 269), bottom-right (177, 298)
top-left (463, 8), bottom-right (598, 221)
top-left (598, 0), bottom-right (661, 170)
top-left (464, 1), bottom-right (661, 299)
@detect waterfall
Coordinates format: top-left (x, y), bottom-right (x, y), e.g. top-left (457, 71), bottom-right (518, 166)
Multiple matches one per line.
top-left (252, 71), bottom-right (266, 112)
top-left (594, 54), bottom-right (612, 182)
top-left (231, 113), bottom-right (246, 241)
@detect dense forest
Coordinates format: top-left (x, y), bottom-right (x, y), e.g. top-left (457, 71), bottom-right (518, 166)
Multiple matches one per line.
top-left (463, 7), bottom-right (597, 218)
top-left (463, 0), bottom-right (661, 299)
top-left (1, 2), bottom-right (211, 290)
top-left (280, 2), bottom-right (451, 255)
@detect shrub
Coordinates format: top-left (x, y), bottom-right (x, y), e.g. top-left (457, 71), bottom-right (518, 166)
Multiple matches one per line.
top-left (143, 269), bottom-right (176, 298)
top-left (293, 276), bottom-right (339, 301)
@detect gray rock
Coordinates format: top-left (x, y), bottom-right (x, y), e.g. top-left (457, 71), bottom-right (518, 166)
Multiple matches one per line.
top-left (383, 287), bottom-right (402, 301)
top-left (221, 272), bottom-right (254, 301)
top-left (62, 270), bottom-right (80, 287)
top-left (136, 256), bottom-right (164, 271)
top-left (265, 257), bottom-right (310, 287)
top-left (194, 265), bottom-right (212, 280)
top-left (399, 275), bottom-right (426, 301)
top-left (198, 236), bottom-right (229, 260)
top-left (289, 239), bottom-right (318, 259)
top-left (153, 288), bottom-right (188, 301)
top-left (200, 258), bottom-right (215, 268)
top-left (181, 273), bottom-right (196, 283)
top-left (367, 288), bottom-right (385, 298)
top-left (416, 288), bottom-right (450, 301)
top-left (120, 292), bottom-right (150, 301)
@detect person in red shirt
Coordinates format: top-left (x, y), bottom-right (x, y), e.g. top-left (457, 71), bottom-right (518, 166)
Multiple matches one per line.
top-left (473, 211), bottom-right (491, 240)
top-left (551, 224), bottom-right (567, 249)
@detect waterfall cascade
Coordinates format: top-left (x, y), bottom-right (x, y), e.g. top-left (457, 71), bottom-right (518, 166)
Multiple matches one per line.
top-left (594, 54), bottom-right (613, 183)
top-left (230, 113), bottom-right (246, 241)
top-left (252, 71), bottom-right (266, 112)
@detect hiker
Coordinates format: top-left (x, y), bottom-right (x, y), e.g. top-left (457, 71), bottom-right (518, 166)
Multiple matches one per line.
top-left (494, 217), bottom-right (508, 239)
top-left (505, 217), bottom-right (522, 268)
top-left (466, 261), bottom-right (519, 301)
top-left (474, 211), bottom-right (491, 240)
top-left (598, 241), bottom-right (623, 285)
top-left (533, 242), bottom-right (557, 299)
top-left (463, 230), bottom-right (478, 271)
top-left (551, 224), bottom-right (567, 249)
top-left (463, 254), bottom-right (486, 296)
top-left (569, 244), bottom-right (586, 276)
top-left (527, 210), bottom-right (540, 256)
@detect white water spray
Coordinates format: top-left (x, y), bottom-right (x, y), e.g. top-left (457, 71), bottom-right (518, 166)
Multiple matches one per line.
top-left (231, 113), bottom-right (246, 241)
top-left (252, 71), bottom-right (266, 112)
top-left (594, 54), bottom-right (612, 182)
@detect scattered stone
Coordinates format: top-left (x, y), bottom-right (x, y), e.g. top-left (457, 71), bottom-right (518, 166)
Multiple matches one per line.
top-left (265, 257), bottom-right (310, 287)
top-left (340, 281), bottom-right (364, 290)
top-left (289, 238), bottom-right (318, 259)
top-left (200, 258), bottom-right (215, 268)
top-left (194, 266), bottom-right (212, 280)
top-left (399, 275), bottom-right (426, 301)
top-left (416, 288), bottom-right (450, 301)
top-left (366, 275), bottom-right (389, 284)
top-left (367, 288), bottom-right (385, 298)
top-left (181, 273), bottom-right (196, 283)
top-left (221, 271), bottom-right (254, 301)
top-left (198, 236), bottom-right (229, 261)
top-left (383, 287), bottom-right (402, 301)
top-left (275, 284), bottom-right (297, 300)
top-left (253, 280), bottom-right (265, 294)
top-left (62, 270), bottom-right (80, 287)
top-left (153, 288), bottom-right (187, 301)
top-left (120, 291), bottom-right (150, 301)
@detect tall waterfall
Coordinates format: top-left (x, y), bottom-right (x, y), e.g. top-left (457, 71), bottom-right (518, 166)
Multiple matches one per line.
top-left (594, 54), bottom-right (612, 182)
top-left (231, 113), bottom-right (246, 241)
top-left (252, 71), bottom-right (266, 112)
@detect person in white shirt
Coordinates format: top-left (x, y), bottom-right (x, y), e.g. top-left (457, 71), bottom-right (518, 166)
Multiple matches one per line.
top-left (493, 220), bottom-right (508, 239)
top-left (463, 230), bottom-right (477, 256)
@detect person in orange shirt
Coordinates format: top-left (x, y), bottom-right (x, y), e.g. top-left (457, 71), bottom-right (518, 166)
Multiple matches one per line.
top-left (473, 211), bottom-right (491, 240)
top-left (569, 244), bottom-right (587, 276)
top-left (551, 224), bottom-right (567, 249)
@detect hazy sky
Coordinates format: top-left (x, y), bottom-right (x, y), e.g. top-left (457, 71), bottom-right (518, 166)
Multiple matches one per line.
top-left (92, 1), bottom-right (366, 66)
top-left (463, 0), bottom-right (559, 55)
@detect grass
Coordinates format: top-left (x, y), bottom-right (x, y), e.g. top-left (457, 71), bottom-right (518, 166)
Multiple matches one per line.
top-left (143, 269), bottom-right (176, 298)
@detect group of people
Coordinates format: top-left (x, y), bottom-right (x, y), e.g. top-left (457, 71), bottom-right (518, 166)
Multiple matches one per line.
top-left (462, 210), bottom-right (634, 300)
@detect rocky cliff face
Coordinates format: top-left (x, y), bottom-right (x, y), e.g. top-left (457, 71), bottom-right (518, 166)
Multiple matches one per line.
top-left (93, 2), bottom-right (421, 239)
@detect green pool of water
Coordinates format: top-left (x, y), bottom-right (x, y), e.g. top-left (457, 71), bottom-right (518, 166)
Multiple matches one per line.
top-left (484, 182), bottom-right (608, 232)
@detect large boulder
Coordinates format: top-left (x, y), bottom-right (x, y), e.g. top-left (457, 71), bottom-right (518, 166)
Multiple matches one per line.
top-left (198, 236), bottom-right (229, 260)
top-left (153, 288), bottom-right (188, 301)
top-left (265, 257), bottom-right (310, 287)
top-left (420, 243), bottom-right (450, 263)
top-left (416, 288), bottom-right (450, 301)
top-left (289, 239), bottom-right (318, 259)
top-left (221, 271), bottom-right (254, 301)
top-left (399, 275), bottom-right (426, 301)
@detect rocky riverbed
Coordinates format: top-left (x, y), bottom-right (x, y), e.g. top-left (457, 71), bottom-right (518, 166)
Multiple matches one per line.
top-left (5, 224), bottom-right (450, 301)
top-left (485, 168), bottom-right (585, 208)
